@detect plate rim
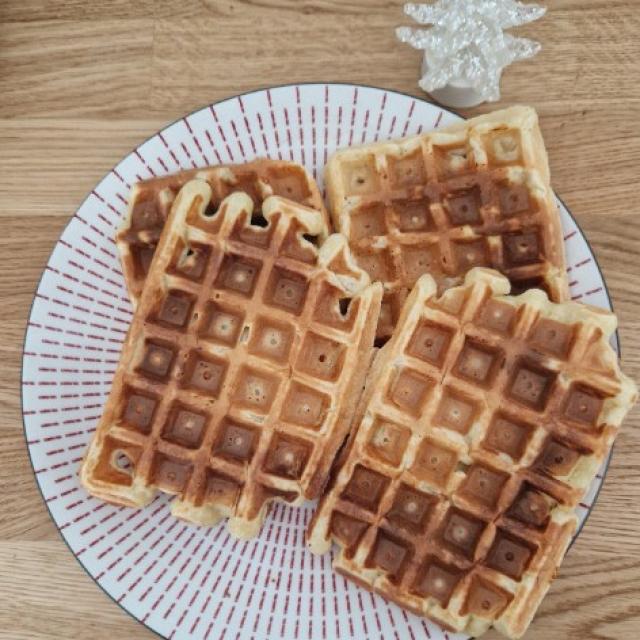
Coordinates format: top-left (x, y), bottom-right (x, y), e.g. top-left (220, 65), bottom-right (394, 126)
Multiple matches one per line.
top-left (19, 81), bottom-right (620, 640)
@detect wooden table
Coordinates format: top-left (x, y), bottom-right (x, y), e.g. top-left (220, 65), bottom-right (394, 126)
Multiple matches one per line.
top-left (1, 1), bottom-right (638, 638)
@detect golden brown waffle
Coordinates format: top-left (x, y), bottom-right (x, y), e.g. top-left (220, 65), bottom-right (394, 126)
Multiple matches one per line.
top-left (325, 106), bottom-right (568, 340)
top-left (117, 159), bottom-right (328, 304)
top-left (307, 269), bottom-right (636, 638)
top-left (81, 180), bottom-right (382, 538)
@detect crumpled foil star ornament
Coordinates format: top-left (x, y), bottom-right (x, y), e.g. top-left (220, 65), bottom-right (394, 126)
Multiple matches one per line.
top-left (397, 0), bottom-right (546, 106)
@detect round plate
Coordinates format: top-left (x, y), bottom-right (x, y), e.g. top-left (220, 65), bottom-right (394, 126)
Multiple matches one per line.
top-left (22, 83), bottom-right (616, 640)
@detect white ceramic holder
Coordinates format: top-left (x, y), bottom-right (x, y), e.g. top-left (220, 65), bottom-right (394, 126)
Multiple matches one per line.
top-left (421, 56), bottom-right (485, 109)
top-left (398, 1), bottom-right (547, 109)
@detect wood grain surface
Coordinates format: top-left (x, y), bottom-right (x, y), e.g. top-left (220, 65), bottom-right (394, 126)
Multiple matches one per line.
top-left (1, 1), bottom-right (639, 638)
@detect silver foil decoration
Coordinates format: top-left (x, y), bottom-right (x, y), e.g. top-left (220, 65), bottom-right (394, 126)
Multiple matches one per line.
top-left (397, 1), bottom-right (546, 105)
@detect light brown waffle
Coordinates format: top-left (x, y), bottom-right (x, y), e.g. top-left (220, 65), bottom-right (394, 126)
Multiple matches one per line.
top-left (325, 106), bottom-right (568, 340)
top-left (117, 159), bottom-right (328, 304)
top-left (307, 269), bottom-right (636, 638)
top-left (81, 180), bottom-right (382, 538)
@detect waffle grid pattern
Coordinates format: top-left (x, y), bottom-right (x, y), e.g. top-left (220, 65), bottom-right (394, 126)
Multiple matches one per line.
top-left (308, 269), bottom-right (635, 638)
top-left (118, 160), bottom-right (328, 303)
top-left (325, 106), bottom-right (568, 339)
top-left (82, 180), bottom-right (381, 538)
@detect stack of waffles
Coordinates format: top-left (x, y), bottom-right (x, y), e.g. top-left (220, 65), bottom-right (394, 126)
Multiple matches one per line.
top-left (80, 107), bottom-right (636, 637)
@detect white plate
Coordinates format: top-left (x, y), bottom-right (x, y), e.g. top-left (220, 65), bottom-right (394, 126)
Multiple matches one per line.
top-left (22, 83), bottom-right (617, 640)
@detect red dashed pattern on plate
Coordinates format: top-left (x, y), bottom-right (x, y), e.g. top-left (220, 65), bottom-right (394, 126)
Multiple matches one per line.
top-left (22, 83), bottom-right (616, 640)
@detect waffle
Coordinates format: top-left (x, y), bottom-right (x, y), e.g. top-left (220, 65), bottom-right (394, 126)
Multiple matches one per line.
top-left (307, 268), bottom-right (636, 638)
top-left (325, 106), bottom-right (568, 340)
top-left (117, 159), bottom-right (328, 304)
top-left (81, 180), bottom-right (382, 538)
